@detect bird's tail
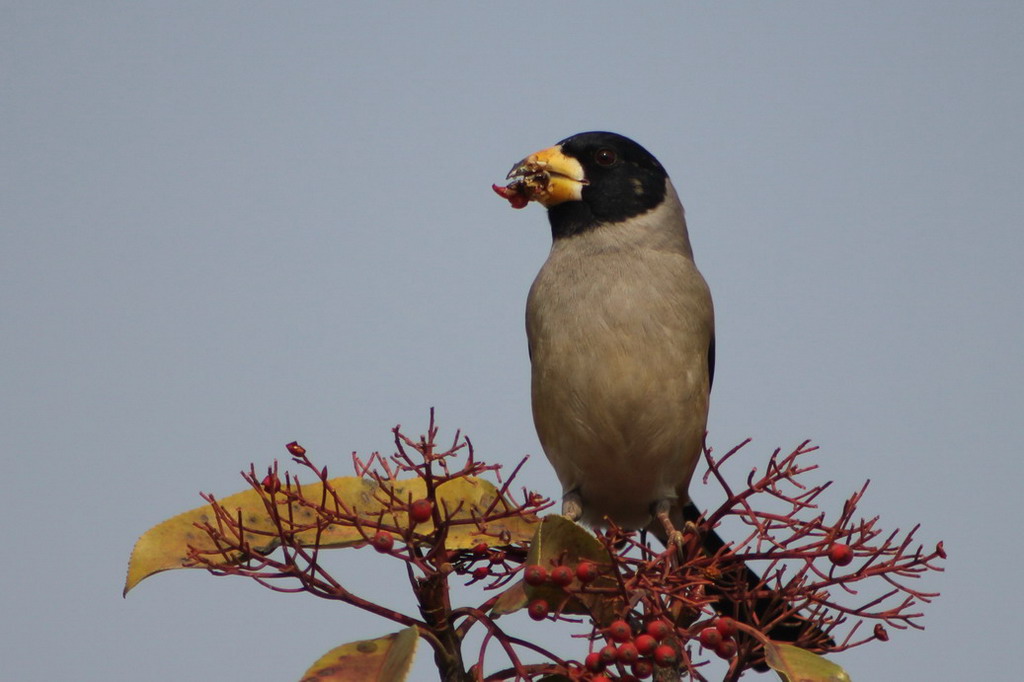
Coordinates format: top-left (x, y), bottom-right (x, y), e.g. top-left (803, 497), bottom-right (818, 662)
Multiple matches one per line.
top-left (648, 501), bottom-right (834, 668)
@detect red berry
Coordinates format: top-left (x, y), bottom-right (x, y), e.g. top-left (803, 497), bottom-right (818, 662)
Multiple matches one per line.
top-left (645, 619), bottom-right (671, 641)
top-left (598, 644), bottom-right (618, 664)
top-left (489, 550), bottom-right (506, 565)
top-left (576, 560), bottom-right (599, 583)
top-left (549, 565), bottom-right (574, 587)
top-left (591, 676), bottom-right (612, 682)
top-left (523, 564), bottom-right (548, 586)
top-left (472, 566), bottom-right (490, 580)
top-left (634, 634), bottom-right (658, 656)
top-left (617, 642), bottom-right (639, 664)
top-left (828, 542), bottom-right (854, 566)
top-left (608, 619), bottom-right (633, 643)
top-left (370, 531), bottom-right (394, 553)
top-left (714, 617), bottom-right (736, 639)
top-left (698, 627), bottom-right (723, 649)
top-left (584, 651), bottom-right (605, 672)
top-left (714, 639), bottom-right (737, 659)
top-left (527, 598), bottom-right (549, 621)
top-left (492, 183), bottom-right (533, 210)
top-left (653, 644), bottom-right (677, 667)
top-left (261, 473), bottom-right (280, 494)
top-left (409, 498), bottom-right (433, 524)
top-left (631, 659), bottom-right (654, 679)
top-left (285, 441), bottom-right (306, 456)
top-left (471, 542), bottom-right (489, 556)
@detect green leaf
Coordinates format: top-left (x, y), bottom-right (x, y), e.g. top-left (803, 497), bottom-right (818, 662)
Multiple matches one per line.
top-left (489, 579), bottom-right (529, 616)
top-left (125, 475), bottom-right (539, 595)
top-left (298, 627), bottom-right (419, 682)
top-left (520, 515), bottom-right (622, 623)
top-left (764, 641), bottom-right (852, 682)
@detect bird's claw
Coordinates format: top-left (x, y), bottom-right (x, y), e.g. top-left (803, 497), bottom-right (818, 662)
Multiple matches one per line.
top-left (561, 492), bottom-right (583, 523)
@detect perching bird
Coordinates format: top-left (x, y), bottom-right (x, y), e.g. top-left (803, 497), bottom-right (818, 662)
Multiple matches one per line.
top-left (495, 130), bottom-right (713, 542)
top-left (494, 131), bottom-right (827, 651)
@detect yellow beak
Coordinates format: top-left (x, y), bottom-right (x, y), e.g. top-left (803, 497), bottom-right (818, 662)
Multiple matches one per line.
top-left (506, 145), bottom-right (587, 207)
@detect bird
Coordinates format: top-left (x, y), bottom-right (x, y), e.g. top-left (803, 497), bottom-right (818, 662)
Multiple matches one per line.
top-left (495, 130), bottom-right (713, 543)
top-left (493, 131), bottom-right (828, 652)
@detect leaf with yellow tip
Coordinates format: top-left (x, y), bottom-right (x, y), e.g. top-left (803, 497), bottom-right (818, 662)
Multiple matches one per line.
top-left (124, 475), bottom-right (538, 595)
top-left (764, 641), bottom-right (852, 682)
top-left (299, 627), bottom-right (418, 682)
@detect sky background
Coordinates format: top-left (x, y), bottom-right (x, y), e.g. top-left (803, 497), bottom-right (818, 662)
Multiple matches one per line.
top-left (3, 3), bottom-right (1022, 680)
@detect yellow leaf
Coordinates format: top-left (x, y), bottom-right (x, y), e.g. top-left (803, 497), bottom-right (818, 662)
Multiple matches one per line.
top-left (125, 475), bottom-right (538, 595)
top-left (764, 641), bottom-right (852, 682)
top-left (299, 627), bottom-right (418, 682)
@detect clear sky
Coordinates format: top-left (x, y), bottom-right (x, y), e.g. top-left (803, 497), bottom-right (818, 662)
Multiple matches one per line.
top-left (3, 3), bottom-right (1022, 680)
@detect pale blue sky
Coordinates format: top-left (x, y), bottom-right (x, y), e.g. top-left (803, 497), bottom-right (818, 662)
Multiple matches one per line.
top-left (3, 3), bottom-right (1022, 680)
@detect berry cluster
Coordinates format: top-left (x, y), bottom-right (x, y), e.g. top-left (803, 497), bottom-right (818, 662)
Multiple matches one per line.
top-left (580, 618), bottom-right (678, 680)
top-left (697, 618), bottom-right (738, 660)
top-left (523, 560), bottom-right (601, 622)
top-left (524, 560), bottom-right (600, 589)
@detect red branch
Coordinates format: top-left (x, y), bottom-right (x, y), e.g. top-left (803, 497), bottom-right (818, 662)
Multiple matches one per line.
top-left (184, 413), bottom-right (944, 681)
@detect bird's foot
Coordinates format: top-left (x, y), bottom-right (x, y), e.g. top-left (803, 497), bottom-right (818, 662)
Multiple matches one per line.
top-left (653, 500), bottom-right (696, 558)
top-left (561, 491), bottom-right (583, 523)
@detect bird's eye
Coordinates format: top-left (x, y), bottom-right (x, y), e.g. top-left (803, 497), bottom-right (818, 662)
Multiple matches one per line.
top-left (594, 148), bottom-right (617, 166)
